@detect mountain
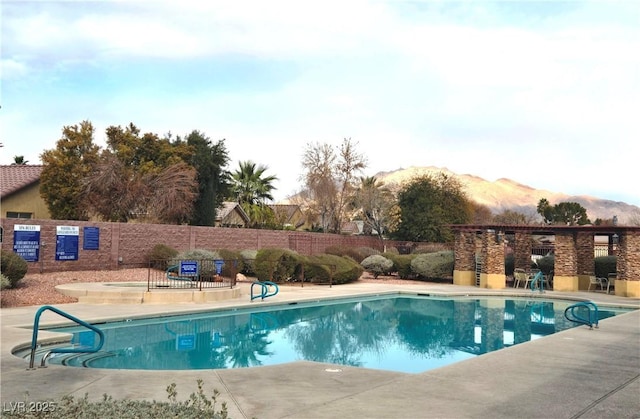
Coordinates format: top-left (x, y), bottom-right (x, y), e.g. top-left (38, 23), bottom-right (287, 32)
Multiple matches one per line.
top-left (374, 166), bottom-right (640, 224)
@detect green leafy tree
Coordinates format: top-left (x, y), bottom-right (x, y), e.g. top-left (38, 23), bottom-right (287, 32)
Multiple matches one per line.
top-left (537, 198), bottom-right (591, 225)
top-left (184, 131), bottom-right (230, 226)
top-left (493, 209), bottom-right (537, 225)
top-left (40, 120), bottom-right (100, 220)
top-left (389, 172), bottom-right (473, 242)
top-left (82, 124), bottom-right (198, 223)
top-left (230, 160), bottom-right (278, 228)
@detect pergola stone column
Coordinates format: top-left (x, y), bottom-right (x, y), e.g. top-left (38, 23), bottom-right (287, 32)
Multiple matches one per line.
top-left (575, 231), bottom-right (595, 290)
top-left (479, 229), bottom-right (505, 289)
top-left (550, 231), bottom-right (579, 292)
top-left (616, 231), bottom-right (640, 297)
top-left (453, 230), bottom-right (477, 286)
top-left (513, 231), bottom-right (533, 271)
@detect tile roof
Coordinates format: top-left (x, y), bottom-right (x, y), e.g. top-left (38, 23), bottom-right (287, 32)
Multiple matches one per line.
top-left (0, 165), bottom-right (44, 198)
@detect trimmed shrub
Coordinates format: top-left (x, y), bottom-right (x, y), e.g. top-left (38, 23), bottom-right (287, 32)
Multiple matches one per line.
top-left (595, 255), bottom-right (617, 277)
top-left (0, 273), bottom-right (10, 290)
top-left (303, 254), bottom-right (363, 284)
top-left (504, 253), bottom-right (515, 276)
top-left (534, 255), bottom-right (554, 275)
top-left (385, 253), bottom-right (417, 279)
top-left (324, 245), bottom-right (367, 263)
top-left (175, 249), bottom-right (222, 277)
top-left (215, 249), bottom-right (243, 278)
top-left (254, 248), bottom-right (302, 282)
top-left (148, 244), bottom-right (179, 270)
top-left (356, 247), bottom-right (381, 259)
top-left (410, 251), bottom-right (455, 280)
top-left (361, 254), bottom-right (394, 278)
top-left (0, 251), bottom-right (28, 288)
top-left (239, 249), bottom-right (258, 276)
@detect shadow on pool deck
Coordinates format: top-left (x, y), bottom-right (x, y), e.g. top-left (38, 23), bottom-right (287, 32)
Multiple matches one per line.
top-left (2, 282), bottom-right (639, 418)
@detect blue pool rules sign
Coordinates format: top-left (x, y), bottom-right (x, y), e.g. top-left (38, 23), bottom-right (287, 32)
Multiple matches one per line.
top-left (55, 226), bottom-right (80, 261)
top-left (13, 224), bottom-right (41, 262)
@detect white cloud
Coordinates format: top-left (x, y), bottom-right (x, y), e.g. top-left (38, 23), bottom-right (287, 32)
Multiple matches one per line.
top-left (1, 0), bottom-right (639, 206)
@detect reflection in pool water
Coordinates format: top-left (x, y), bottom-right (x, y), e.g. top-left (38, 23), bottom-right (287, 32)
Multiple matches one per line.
top-left (45, 296), bottom-right (623, 373)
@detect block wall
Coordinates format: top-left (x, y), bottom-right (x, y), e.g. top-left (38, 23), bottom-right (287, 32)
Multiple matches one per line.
top-left (1, 218), bottom-right (401, 274)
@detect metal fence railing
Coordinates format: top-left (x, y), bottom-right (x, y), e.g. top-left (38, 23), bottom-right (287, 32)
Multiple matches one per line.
top-left (147, 259), bottom-right (237, 291)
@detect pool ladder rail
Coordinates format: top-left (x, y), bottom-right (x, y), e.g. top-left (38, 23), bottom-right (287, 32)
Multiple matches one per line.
top-left (28, 305), bottom-right (105, 370)
top-left (564, 302), bottom-right (599, 329)
top-left (251, 281), bottom-right (279, 301)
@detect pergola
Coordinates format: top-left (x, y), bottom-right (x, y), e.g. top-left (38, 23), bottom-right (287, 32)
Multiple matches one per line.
top-left (450, 224), bottom-right (640, 298)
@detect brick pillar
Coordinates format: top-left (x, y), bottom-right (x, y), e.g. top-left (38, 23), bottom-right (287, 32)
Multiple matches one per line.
top-left (514, 231), bottom-right (533, 271)
top-left (454, 230), bottom-right (477, 286)
top-left (616, 231), bottom-right (640, 297)
top-left (553, 231), bottom-right (579, 291)
top-left (576, 231), bottom-right (595, 276)
top-left (479, 229), bottom-right (506, 289)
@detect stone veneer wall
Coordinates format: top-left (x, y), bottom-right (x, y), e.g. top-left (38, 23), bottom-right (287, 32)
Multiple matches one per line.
top-left (481, 230), bottom-right (505, 275)
top-left (513, 231), bottom-right (533, 270)
top-left (553, 232), bottom-right (577, 277)
top-left (618, 231), bottom-right (640, 281)
top-left (576, 231), bottom-right (595, 275)
top-left (454, 231), bottom-right (476, 271)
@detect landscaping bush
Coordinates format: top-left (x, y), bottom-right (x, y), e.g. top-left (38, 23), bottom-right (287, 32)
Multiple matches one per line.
top-left (410, 251), bottom-right (455, 280)
top-left (239, 249), bottom-right (258, 276)
top-left (385, 253), bottom-right (417, 279)
top-left (0, 251), bottom-right (28, 288)
top-left (147, 244), bottom-right (179, 270)
top-left (174, 249), bottom-right (222, 278)
top-left (595, 255), bottom-right (617, 277)
top-left (355, 246), bottom-right (381, 259)
top-left (303, 254), bottom-right (363, 284)
top-left (534, 255), bottom-right (554, 275)
top-left (254, 248), bottom-right (303, 282)
top-left (360, 254), bottom-right (394, 278)
top-left (0, 273), bottom-right (11, 291)
top-left (215, 249), bottom-right (243, 278)
top-left (504, 253), bottom-right (515, 276)
top-left (324, 245), bottom-right (367, 263)
top-left (3, 380), bottom-right (228, 419)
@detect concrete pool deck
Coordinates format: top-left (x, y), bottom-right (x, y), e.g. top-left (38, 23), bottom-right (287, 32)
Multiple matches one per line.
top-left (2, 281), bottom-right (639, 418)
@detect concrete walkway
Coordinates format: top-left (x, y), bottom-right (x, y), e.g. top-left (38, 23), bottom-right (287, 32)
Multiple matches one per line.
top-left (2, 282), bottom-right (639, 418)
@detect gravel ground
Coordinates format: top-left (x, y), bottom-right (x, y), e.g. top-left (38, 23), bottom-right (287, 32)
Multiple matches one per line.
top-left (0, 268), bottom-right (150, 308)
top-left (1, 269), bottom-right (428, 308)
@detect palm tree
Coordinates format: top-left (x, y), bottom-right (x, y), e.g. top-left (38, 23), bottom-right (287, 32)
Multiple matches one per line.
top-left (11, 155), bottom-right (28, 165)
top-left (230, 161), bottom-right (278, 205)
top-left (230, 161), bottom-right (278, 227)
top-left (353, 176), bottom-right (395, 241)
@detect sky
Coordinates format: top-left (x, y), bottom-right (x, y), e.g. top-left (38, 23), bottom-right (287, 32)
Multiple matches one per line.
top-left (1, 0), bottom-right (639, 206)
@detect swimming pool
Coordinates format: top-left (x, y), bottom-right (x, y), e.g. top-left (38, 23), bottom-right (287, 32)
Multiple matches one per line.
top-left (39, 295), bottom-right (627, 374)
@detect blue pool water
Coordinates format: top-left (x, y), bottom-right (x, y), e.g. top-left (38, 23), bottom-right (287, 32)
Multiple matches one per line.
top-left (42, 295), bottom-right (627, 373)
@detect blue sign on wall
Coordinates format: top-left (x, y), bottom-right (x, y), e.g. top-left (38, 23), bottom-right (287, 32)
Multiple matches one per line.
top-left (179, 260), bottom-right (199, 277)
top-left (56, 226), bottom-right (80, 261)
top-left (13, 225), bottom-right (41, 262)
top-left (83, 226), bottom-right (100, 250)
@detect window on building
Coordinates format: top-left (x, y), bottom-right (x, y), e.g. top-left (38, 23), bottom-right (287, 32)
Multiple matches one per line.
top-left (6, 212), bottom-right (32, 219)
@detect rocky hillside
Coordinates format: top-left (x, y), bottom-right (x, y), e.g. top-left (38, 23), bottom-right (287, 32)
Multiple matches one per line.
top-left (374, 166), bottom-right (640, 224)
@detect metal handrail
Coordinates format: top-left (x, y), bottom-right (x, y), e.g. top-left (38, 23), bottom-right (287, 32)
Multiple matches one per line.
top-left (251, 281), bottom-right (279, 301)
top-left (564, 302), bottom-right (599, 329)
top-left (28, 305), bottom-right (105, 369)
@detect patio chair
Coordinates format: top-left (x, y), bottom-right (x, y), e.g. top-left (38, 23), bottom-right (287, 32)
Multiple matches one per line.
top-left (607, 273), bottom-right (616, 294)
top-left (514, 269), bottom-right (528, 288)
top-left (588, 275), bottom-right (607, 292)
